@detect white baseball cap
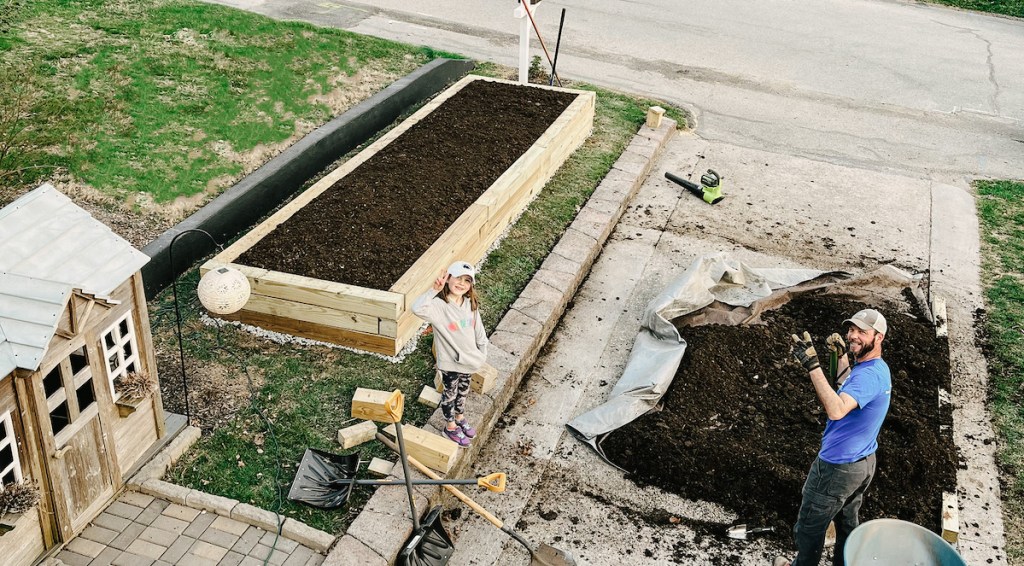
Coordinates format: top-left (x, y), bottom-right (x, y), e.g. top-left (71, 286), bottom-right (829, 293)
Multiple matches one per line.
top-left (447, 260), bottom-right (476, 284)
top-left (844, 309), bottom-right (887, 335)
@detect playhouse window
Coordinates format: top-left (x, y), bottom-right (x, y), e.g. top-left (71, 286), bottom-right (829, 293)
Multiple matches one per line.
top-left (40, 345), bottom-right (96, 442)
top-left (101, 312), bottom-right (140, 401)
top-left (0, 411), bottom-right (23, 487)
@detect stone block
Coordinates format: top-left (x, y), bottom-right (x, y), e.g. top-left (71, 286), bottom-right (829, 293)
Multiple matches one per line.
top-left (323, 536), bottom-right (386, 566)
top-left (231, 503), bottom-right (284, 533)
top-left (185, 490), bottom-right (238, 516)
top-left (583, 195), bottom-right (625, 218)
top-left (346, 509), bottom-right (413, 564)
top-left (531, 268), bottom-right (578, 299)
top-left (494, 307), bottom-right (543, 338)
top-left (139, 479), bottom-right (190, 505)
top-left (551, 227), bottom-right (600, 272)
top-left (281, 518), bottom-right (336, 553)
top-left (510, 296), bottom-right (560, 339)
top-left (572, 207), bottom-right (616, 246)
top-left (611, 148), bottom-right (650, 177)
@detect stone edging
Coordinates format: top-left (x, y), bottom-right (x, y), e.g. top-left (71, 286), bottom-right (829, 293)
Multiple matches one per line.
top-left (330, 117), bottom-right (678, 565)
top-left (125, 425), bottom-right (335, 554)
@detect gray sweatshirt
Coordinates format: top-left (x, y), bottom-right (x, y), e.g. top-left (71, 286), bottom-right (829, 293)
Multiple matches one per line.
top-left (412, 290), bottom-right (488, 374)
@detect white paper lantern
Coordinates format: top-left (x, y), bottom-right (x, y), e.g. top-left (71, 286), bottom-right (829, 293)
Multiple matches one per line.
top-left (197, 266), bottom-right (251, 315)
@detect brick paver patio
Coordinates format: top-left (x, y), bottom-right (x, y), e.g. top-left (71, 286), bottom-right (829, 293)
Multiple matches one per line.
top-left (56, 491), bottom-right (324, 566)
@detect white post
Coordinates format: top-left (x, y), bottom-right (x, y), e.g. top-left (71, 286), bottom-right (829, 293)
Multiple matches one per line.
top-left (514, 2), bottom-right (539, 84)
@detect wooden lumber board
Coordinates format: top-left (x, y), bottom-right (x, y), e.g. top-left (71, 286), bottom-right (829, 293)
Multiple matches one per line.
top-left (338, 420), bottom-right (377, 449)
top-left (368, 457), bottom-right (394, 477)
top-left (941, 491), bottom-right (959, 544)
top-left (932, 295), bottom-right (948, 338)
top-left (382, 308), bottom-right (423, 342)
top-left (351, 388), bottom-right (402, 423)
top-left (239, 292), bottom-right (380, 334)
top-left (219, 308), bottom-right (399, 355)
top-left (380, 423), bottom-right (458, 474)
top-left (395, 311), bottom-right (424, 352)
top-left (252, 268), bottom-right (401, 320)
top-left (202, 260), bottom-right (402, 322)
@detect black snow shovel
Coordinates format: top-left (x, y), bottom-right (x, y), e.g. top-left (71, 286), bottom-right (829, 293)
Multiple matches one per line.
top-left (378, 433), bottom-right (577, 566)
top-left (386, 391), bottom-right (456, 566)
top-left (287, 448), bottom-right (507, 509)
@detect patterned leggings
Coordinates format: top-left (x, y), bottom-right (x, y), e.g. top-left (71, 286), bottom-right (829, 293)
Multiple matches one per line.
top-left (439, 370), bottom-right (471, 422)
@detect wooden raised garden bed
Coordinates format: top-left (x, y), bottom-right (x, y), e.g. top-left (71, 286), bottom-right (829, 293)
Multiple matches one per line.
top-left (202, 76), bottom-right (595, 355)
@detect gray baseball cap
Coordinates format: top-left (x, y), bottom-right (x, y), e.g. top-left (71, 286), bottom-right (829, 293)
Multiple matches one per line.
top-left (844, 309), bottom-right (887, 335)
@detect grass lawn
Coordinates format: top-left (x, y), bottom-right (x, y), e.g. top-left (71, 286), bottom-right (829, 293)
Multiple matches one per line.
top-left (159, 68), bottom-right (687, 534)
top-left (976, 180), bottom-right (1024, 564)
top-left (928, 0), bottom-right (1024, 17)
top-left (0, 0), bottom-right (442, 210)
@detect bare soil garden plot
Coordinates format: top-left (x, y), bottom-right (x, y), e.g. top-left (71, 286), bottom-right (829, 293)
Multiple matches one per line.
top-left (602, 291), bottom-right (956, 545)
top-left (205, 77), bottom-right (594, 354)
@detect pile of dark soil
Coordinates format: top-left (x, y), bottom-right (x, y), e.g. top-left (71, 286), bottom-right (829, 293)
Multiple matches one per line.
top-left (238, 80), bottom-right (578, 289)
top-left (602, 291), bottom-right (956, 540)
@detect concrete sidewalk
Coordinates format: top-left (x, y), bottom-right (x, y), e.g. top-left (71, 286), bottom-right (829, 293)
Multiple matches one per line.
top-left (443, 132), bottom-right (1004, 565)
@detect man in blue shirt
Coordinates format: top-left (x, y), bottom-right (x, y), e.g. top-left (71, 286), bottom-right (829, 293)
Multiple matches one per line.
top-left (775, 309), bottom-right (892, 566)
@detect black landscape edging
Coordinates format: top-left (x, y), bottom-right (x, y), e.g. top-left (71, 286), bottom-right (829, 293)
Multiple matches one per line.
top-left (141, 57), bottom-right (475, 299)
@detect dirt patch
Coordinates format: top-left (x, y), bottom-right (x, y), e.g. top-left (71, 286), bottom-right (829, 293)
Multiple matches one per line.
top-left (601, 291), bottom-right (956, 546)
top-left (236, 79), bottom-right (578, 290)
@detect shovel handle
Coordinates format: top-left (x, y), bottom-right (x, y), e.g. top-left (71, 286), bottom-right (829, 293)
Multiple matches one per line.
top-left (383, 389), bottom-right (404, 423)
top-left (376, 432), bottom-right (505, 529)
top-left (479, 472), bottom-right (507, 493)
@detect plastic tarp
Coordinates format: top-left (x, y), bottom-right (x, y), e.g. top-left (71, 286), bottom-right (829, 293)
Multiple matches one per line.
top-left (565, 252), bottom-right (833, 462)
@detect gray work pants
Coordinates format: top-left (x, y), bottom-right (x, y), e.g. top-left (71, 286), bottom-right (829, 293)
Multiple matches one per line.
top-left (792, 454), bottom-right (876, 566)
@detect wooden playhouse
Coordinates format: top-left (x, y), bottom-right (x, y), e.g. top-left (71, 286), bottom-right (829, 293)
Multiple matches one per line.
top-left (0, 184), bottom-right (165, 565)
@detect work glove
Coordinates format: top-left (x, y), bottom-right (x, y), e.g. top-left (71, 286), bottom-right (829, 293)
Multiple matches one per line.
top-left (825, 332), bottom-right (846, 380)
top-left (791, 331), bottom-right (820, 372)
top-left (826, 333), bottom-right (847, 358)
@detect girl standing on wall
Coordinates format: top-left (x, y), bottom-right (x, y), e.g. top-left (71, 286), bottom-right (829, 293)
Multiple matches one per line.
top-left (412, 260), bottom-right (488, 447)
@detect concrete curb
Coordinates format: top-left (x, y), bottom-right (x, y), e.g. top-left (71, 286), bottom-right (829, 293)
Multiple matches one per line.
top-left (334, 118), bottom-right (678, 564)
top-left (141, 57), bottom-right (475, 299)
top-left (927, 182), bottom-right (1007, 565)
top-left (125, 425), bottom-right (336, 554)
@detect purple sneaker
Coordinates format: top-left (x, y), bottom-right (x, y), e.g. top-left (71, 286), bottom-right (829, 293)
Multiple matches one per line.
top-left (444, 426), bottom-right (471, 447)
top-left (456, 419), bottom-right (476, 438)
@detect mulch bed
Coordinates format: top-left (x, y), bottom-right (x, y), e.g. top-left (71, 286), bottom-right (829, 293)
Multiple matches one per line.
top-left (237, 80), bottom-right (578, 290)
top-left (601, 291), bottom-right (956, 545)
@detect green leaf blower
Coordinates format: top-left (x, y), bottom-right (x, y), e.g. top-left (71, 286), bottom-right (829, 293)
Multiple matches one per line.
top-left (665, 170), bottom-right (724, 204)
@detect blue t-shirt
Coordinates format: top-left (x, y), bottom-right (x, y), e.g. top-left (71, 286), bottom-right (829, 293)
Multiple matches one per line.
top-left (819, 358), bottom-right (892, 464)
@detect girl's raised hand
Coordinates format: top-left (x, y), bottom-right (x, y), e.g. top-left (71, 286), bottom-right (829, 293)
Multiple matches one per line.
top-left (432, 270), bottom-right (448, 292)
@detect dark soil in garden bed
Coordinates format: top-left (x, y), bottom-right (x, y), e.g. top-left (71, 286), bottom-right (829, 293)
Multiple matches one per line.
top-left (601, 291), bottom-right (956, 545)
top-left (237, 80), bottom-right (578, 289)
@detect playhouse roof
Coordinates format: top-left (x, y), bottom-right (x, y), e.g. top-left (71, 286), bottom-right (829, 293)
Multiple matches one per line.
top-left (0, 183), bottom-right (149, 376)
